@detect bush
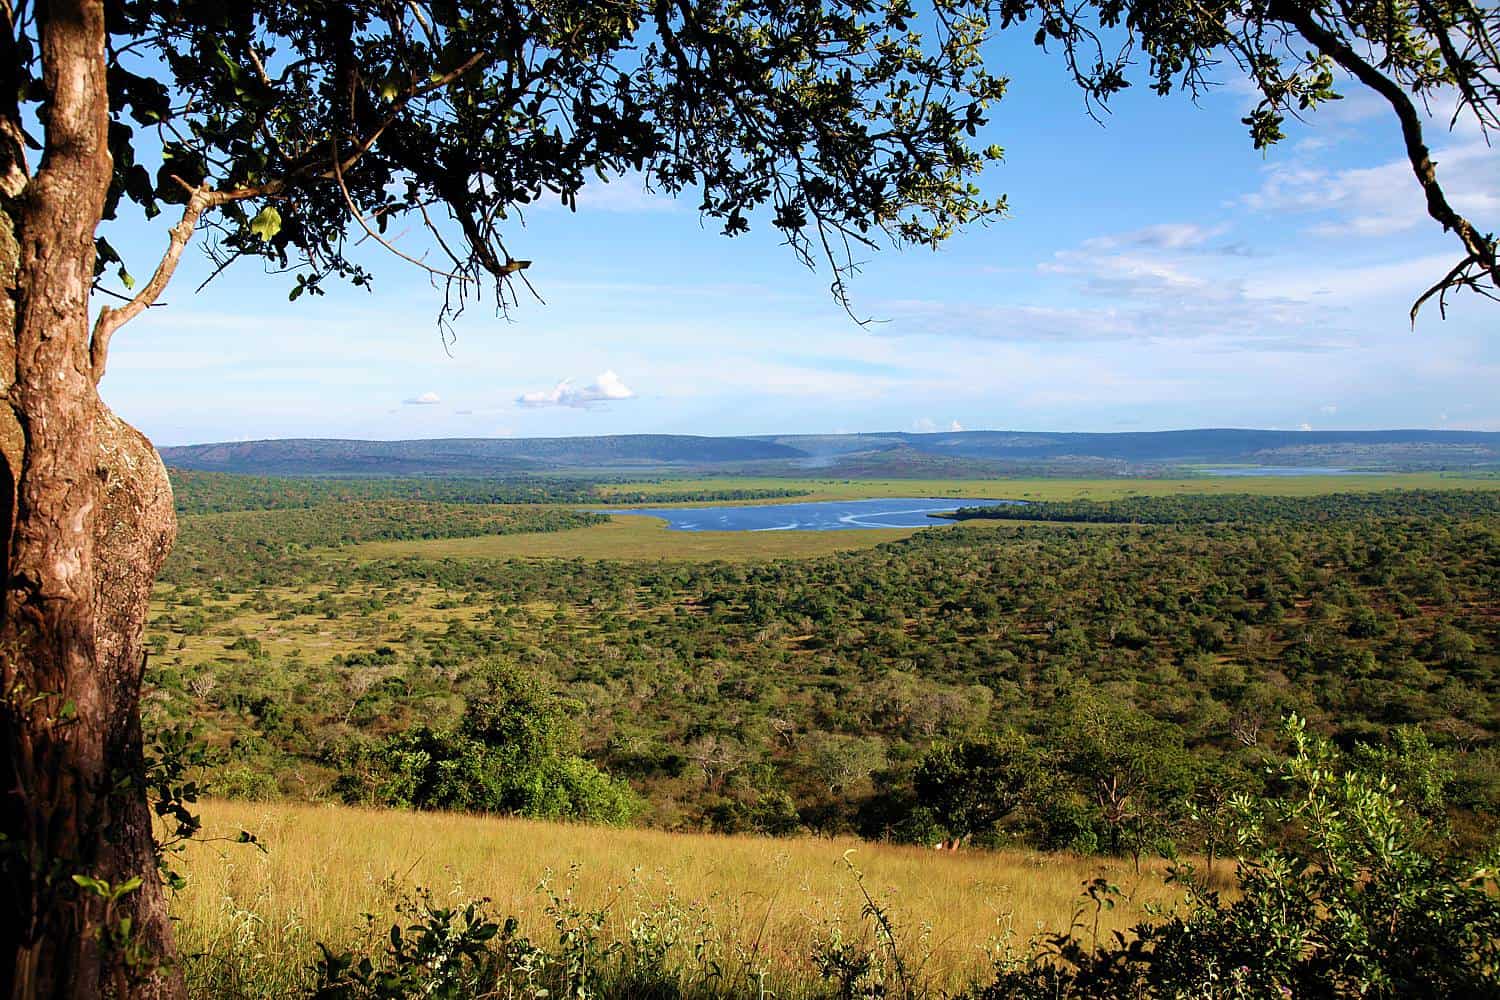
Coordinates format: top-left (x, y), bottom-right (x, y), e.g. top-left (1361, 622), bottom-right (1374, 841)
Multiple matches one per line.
top-left (973, 716), bottom-right (1500, 998)
top-left (341, 660), bottom-right (641, 825)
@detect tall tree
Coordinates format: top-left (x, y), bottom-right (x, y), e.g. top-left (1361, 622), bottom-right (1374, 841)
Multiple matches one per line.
top-left (0, 0), bottom-right (1496, 997)
top-left (0, 2), bottom-right (1005, 996)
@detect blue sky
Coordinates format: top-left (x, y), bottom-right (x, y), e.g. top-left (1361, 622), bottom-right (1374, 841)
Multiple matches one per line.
top-left (98, 37), bottom-right (1500, 446)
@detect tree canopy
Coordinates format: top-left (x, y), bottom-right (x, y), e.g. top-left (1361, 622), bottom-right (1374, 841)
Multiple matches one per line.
top-left (5, 0), bottom-right (1006, 347)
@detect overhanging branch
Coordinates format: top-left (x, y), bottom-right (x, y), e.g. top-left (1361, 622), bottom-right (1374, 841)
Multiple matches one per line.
top-left (88, 182), bottom-right (211, 384)
top-left (1273, 1), bottom-right (1499, 322)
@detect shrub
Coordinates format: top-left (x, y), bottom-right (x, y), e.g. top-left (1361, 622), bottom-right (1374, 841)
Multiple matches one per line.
top-left (973, 715), bottom-right (1500, 998)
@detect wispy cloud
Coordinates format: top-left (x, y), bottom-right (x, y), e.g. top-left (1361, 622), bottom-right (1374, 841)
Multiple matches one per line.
top-left (1077, 223), bottom-right (1227, 253)
top-left (404, 391), bottom-right (442, 406)
top-left (517, 370), bottom-right (637, 409)
top-left (883, 227), bottom-right (1342, 346)
top-left (1242, 141), bottom-right (1498, 239)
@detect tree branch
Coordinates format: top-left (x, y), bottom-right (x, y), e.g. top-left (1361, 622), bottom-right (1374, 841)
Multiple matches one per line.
top-left (84, 43), bottom-right (495, 376)
top-left (88, 183), bottom-right (210, 383)
top-left (1272, 1), bottom-right (1499, 321)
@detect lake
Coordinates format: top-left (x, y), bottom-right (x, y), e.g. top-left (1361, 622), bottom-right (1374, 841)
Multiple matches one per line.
top-left (610, 497), bottom-right (1022, 532)
top-left (1196, 465), bottom-right (1373, 477)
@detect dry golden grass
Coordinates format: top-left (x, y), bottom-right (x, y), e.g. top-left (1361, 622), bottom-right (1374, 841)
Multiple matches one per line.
top-left (175, 800), bottom-right (1203, 993)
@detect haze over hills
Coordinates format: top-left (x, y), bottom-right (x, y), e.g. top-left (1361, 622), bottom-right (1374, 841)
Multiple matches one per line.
top-left (159, 428), bottom-right (1500, 477)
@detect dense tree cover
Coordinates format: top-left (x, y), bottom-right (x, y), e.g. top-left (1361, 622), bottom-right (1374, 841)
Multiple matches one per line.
top-left (146, 496), bottom-right (1500, 857)
top-left (334, 660), bottom-right (640, 824)
top-left (954, 488), bottom-right (1500, 524)
top-left (168, 469), bottom-right (812, 515)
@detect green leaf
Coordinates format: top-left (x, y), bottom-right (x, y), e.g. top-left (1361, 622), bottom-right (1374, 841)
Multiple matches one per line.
top-left (72, 874), bottom-right (108, 896)
top-left (248, 206), bottom-right (282, 242)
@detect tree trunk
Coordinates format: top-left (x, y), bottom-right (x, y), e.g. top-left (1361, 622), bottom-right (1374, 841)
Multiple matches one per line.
top-left (0, 2), bottom-right (182, 997)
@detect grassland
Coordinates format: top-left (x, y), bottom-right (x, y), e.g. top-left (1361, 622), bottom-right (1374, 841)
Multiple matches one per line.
top-left (174, 799), bottom-right (1211, 996)
top-left (347, 513), bottom-right (931, 561)
top-left (345, 472), bottom-right (1499, 563)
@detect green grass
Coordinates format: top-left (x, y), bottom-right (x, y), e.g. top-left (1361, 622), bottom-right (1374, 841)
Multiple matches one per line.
top-left (348, 513), bottom-right (933, 561)
top-left (346, 473), bottom-right (1500, 563)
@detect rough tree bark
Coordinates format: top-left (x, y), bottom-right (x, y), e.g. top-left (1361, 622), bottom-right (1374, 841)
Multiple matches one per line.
top-left (0, 1), bottom-right (182, 998)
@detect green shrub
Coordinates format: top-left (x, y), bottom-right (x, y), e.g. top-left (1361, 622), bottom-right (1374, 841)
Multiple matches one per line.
top-left (974, 715), bottom-right (1500, 998)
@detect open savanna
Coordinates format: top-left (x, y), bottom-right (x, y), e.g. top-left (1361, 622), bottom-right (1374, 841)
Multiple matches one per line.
top-left (174, 799), bottom-right (1211, 997)
top-left (346, 513), bottom-right (932, 561)
top-left (342, 472), bottom-right (1494, 563)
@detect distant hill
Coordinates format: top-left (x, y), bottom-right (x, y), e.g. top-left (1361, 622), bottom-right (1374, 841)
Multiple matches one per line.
top-left (161, 435), bottom-right (805, 476)
top-left (161, 428), bottom-right (1500, 477)
top-left (758, 428), bottom-right (1500, 466)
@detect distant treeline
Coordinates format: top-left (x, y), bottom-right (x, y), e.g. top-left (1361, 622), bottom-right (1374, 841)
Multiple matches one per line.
top-left (168, 468), bottom-right (810, 514)
top-left (951, 489), bottom-right (1500, 525)
top-left (161, 501), bottom-right (606, 583)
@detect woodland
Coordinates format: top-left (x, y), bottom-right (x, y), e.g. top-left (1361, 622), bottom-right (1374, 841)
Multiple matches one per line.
top-left (4, 0), bottom-right (1499, 994)
top-left (152, 479), bottom-right (1500, 856)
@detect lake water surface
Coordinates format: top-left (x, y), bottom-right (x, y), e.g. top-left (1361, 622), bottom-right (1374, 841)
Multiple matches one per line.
top-left (611, 497), bottom-right (1022, 532)
top-left (1196, 466), bottom-right (1373, 477)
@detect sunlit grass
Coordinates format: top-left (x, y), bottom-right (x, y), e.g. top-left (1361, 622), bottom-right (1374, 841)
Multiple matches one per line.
top-left (174, 799), bottom-right (1214, 996)
top-left (345, 513), bottom-right (932, 561)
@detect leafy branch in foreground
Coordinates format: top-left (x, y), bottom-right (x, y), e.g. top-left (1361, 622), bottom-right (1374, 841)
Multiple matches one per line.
top-left (972, 714), bottom-right (1500, 998)
top-left (1006, 0), bottom-right (1500, 319)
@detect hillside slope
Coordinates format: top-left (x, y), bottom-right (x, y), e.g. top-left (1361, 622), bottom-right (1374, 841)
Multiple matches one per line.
top-left (161, 434), bottom-right (807, 475)
top-left (160, 428), bottom-right (1500, 476)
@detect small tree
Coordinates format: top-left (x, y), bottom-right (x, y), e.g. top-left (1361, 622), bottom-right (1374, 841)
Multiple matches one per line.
top-left (348, 661), bottom-right (640, 824)
top-left (912, 735), bottom-right (1037, 844)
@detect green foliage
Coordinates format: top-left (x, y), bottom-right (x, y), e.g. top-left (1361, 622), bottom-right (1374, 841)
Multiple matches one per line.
top-left (167, 468), bottom-right (813, 515)
top-left (147, 488), bottom-right (1500, 850)
top-left (953, 489), bottom-right (1500, 525)
top-left (912, 735), bottom-right (1036, 843)
top-left (975, 716), bottom-right (1500, 998)
top-left (309, 873), bottom-right (796, 999)
top-left (160, 502), bottom-right (607, 584)
top-left (311, 892), bottom-right (507, 999)
top-left (31, 0), bottom-right (1011, 319)
top-left (341, 661), bottom-right (640, 825)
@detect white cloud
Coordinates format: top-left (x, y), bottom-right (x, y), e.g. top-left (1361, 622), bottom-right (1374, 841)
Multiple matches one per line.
top-left (911, 417), bottom-right (966, 433)
top-left (517, 370), bottom-right (637, 409)
top-left (1320, 404), bottom-right (1338, 415)
top-left (404, 391), bottom-right (442, 405)
top-left (1298, 422), bottom-right (1313, 431)
top-left (535, 172), bottom-right (683, 215)
top-left (1243, 141), bottom-right (1499, 239)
